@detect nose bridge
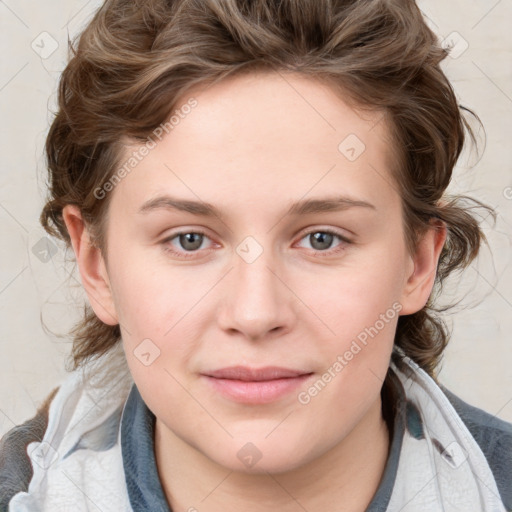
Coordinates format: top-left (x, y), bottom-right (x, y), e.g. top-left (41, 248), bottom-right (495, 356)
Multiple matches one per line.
top-left (218, 235), bottom-right (292, 339)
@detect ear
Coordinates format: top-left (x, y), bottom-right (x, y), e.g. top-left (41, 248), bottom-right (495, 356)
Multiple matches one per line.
top-left (399, 219), bottom-right (447, 315)
top-left (62, 205), bottom-right (118, 326)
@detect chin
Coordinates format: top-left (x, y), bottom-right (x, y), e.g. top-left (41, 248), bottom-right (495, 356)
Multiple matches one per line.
top-left (208, 437), bottom-right (315, 475)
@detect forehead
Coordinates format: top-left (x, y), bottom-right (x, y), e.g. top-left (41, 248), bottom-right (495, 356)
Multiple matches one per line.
top-left (114, 71), bottom-right (399, 218)
top-left (171, 70), bottom-right (391, 158)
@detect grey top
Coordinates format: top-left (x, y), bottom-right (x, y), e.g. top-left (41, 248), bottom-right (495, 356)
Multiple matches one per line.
top-left (119, 371), bottom-right (512, 511)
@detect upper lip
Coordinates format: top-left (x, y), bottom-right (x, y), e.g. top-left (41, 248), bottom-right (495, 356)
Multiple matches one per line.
top-left (203, 366), bottom-right (312, 381)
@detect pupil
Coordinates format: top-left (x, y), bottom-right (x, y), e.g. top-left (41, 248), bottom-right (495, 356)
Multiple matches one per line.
top-left (312, 232), bottom-right (332, 250)
top-left (181, 233), bottom-right (202, 250)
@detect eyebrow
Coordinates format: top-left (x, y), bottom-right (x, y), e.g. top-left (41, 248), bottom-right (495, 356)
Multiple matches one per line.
top-left (138, 195), bottom-right (376, 217)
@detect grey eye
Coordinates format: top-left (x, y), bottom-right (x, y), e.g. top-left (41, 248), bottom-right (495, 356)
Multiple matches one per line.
top-left (307, 232), bottom-right (335, 251)
top-left (176, 232), bottom-right (205, 251)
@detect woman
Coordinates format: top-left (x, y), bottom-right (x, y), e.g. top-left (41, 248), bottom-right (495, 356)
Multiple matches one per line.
top-left (1, 0), bottom-right (511, 510)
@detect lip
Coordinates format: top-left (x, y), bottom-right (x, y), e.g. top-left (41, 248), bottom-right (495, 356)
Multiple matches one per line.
top-left (201, 366), bottom-right (314, 404)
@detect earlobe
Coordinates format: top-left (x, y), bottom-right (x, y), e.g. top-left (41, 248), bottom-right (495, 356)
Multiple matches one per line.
top-left (62, 205), bottom-right (119, 326)
top-left (399, 220), bottom-right (447, 315)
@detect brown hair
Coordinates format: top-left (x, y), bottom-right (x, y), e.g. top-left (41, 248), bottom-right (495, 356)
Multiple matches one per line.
top-left (41, 0), bottom-right (494, 377)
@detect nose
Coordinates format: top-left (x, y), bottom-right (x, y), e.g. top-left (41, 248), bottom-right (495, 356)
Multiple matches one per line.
top-left (216, 243), bottom-right (295, 341)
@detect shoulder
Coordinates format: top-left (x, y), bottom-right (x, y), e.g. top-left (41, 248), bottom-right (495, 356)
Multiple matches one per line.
top-left (0, 386), bottom-right (59, 509)
top-left (441, 385), bottom-right (512, 510)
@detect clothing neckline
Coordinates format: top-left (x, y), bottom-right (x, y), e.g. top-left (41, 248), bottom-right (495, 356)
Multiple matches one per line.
top-left (120, 368), bottom-right (406, 512)
top-left (120, 384), bottom-right (172, 512)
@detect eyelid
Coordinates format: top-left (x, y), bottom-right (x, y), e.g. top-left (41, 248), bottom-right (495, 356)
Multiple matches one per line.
top-left (161, 228), bottom-right (217, 258)
top-left (293, 227), bottom-right (352, 257)
top-left (296, 225), bottom-right (353, 243)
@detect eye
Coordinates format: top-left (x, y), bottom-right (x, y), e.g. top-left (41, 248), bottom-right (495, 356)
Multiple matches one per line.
top-left (161, 228), bottom-right (352, 259)
top-left (295, 229), bottom-right (351, 256)
top-left (162, 230), bottom-right (215, 259)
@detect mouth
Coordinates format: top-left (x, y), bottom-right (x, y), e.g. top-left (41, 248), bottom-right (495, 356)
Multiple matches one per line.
top-left (201, 366), bottom-right (314, 404)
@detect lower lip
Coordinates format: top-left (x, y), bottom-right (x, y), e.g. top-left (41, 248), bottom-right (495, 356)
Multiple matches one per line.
top-left (202, 374), bottom-right (314, 404)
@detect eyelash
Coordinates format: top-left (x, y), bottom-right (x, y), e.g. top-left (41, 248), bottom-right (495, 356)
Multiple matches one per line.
top-left (161, 228), bottom-right (352, 259)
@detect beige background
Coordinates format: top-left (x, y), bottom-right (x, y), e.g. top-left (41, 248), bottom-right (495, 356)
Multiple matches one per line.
top-left (1, 0), bottom-right (511, 437)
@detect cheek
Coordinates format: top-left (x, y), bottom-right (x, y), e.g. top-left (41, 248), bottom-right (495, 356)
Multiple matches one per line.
top-left (298, 300), bottom-right (398, 437)
top-left (318, 254), bottom-right (405, 334)
top-left (302, 245), bottom-right (404, 384)
top-left (107, 257), bottom-right (203, 378)
top-left (108, 248), bottom-right (191, 332)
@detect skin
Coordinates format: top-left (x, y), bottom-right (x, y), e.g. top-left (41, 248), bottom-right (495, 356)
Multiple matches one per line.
top-left (63, 71), bottom-right (446, 511)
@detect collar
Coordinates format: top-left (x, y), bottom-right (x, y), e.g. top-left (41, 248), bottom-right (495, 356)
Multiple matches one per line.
top-left (120, 384), bottom-right (172, 512)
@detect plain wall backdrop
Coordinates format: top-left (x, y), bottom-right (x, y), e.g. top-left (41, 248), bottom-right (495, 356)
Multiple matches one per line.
top-left (1, 0), bottom-right (511, 437)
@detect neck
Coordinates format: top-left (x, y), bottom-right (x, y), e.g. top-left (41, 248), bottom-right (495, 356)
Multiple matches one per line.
top-left (155, 395), bottom-right (391, 512)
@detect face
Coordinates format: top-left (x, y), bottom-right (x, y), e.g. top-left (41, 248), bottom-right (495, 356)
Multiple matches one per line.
top-left (83, 72), bottom-right (425, 473)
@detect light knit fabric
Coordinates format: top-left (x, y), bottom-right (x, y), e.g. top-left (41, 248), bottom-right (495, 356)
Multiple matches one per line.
top-left (9, 345), bottom-right (134, 512)
top-left (387, 355), bottom-right (507, 511)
